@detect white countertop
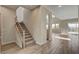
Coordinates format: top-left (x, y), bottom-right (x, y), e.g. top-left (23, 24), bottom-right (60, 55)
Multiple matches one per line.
top-left (68, 32), bottom-right (79, 35)
top-left (55, 36), bottom-right (71, 40)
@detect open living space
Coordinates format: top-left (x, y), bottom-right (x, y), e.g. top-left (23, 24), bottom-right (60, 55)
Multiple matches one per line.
top-left (0, 5), bottom-right (79, 54)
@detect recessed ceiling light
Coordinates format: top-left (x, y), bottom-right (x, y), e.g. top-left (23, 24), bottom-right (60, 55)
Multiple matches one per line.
top-left (58, 5), bottom-right (62, 7)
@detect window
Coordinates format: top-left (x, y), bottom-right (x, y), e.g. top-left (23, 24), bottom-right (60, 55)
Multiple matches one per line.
top-left (68, 23), bottom-right (78, 28)
top-left (46, 24), bottom-right (48, 29)
top-left (56, 24), bottom-right (59, 28)
top-left (68, 23), bottom-right (79, 32)
top-left (52, 24), bottom-right (55, 29)
top-left (46, 14), bottom-right (49, 23)
top-left (46, 14), bottom-right (49, 29)
top-left (52, 24), bottom-right (59, 29)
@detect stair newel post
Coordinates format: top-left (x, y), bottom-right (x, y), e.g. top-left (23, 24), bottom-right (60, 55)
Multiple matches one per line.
top-left (23, 30), bottom-right (26, 48)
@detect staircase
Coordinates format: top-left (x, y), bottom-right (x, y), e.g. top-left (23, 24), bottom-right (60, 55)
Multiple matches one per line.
top-left (16, 22), bottom-right (35, 48)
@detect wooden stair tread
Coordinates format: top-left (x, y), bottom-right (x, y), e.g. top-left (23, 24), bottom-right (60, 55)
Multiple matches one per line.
top-left (25, 35), bottom-right (32, 38)
top-left (25, 40), bottom-right (35, 45)
top-left (16, 22), bottom-right (35, 48)
top-left (25, 38), bottom-right (33, 42)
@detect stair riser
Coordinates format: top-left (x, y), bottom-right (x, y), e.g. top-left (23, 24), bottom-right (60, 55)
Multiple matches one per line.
top-left (25, 41), bottom-right (35, 46)
top-left (25, 36), bottom-right (32, 38)
top-left (16, 22), bottom-right (35, 48)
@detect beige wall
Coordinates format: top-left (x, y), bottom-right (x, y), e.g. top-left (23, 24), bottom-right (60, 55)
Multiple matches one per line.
top-left (0, 6), bottom-right (16, 45)
top-left (23, 6), bottom-right (52, 45)
top-left (0, 12), bottom-right (1, 53)
top-left (23, 7), bottom-right (44, 45)
top-left (30, 7), bottom-right (43, 45)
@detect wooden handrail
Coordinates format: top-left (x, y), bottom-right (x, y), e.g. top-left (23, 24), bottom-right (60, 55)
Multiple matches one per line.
top-left (16, 25), bottom-right (22, 38)
top-left (15, 17), bottom-right (26, 48)
top-left (18, 22), bottom-right (24, 32)
top-left (15, 16), bottom-right (26, 47)
top-left (16, 23), bottom-right (26, 48)
top-left (22, 30), bottom-right (26, 48)
top-left (15, 17), bottom-right (24, 35)
top-left (16, 23), bottom-right (22, 35)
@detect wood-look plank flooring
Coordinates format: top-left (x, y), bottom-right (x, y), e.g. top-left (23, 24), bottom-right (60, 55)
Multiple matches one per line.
top-left (1, 40), bottom-right (52, 54)
top-left (1, 33), bottom-right (79, 54)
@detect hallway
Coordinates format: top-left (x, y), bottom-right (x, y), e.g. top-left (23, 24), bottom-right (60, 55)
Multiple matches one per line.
top-left (0, 5), bottom-right (79, 54)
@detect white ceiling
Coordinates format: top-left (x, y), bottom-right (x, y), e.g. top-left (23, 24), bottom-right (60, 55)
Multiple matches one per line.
top-left (46, 5), bottom-right (78, 20)
top-left (3, 5), bottom-right (38, 10)
top-left (2, 5), bottom-right (78, 20)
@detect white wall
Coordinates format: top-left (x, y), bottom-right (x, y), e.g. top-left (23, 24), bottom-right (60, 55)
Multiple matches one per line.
top-left (23, 8), bottom-right (32, 34)
top-left (23, 6), bottom-right (50, 45)
top-left (16, 7), bottom-right (24, 22)
top-left (0, 6), bottom-right (16, 45)
top-left (23, 7), bottom-right (44, 45)
top-left (40, 6), bottom-right (50, 43)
